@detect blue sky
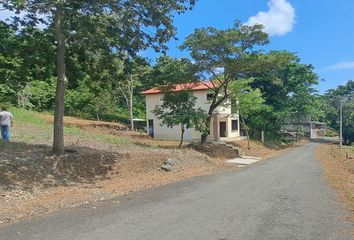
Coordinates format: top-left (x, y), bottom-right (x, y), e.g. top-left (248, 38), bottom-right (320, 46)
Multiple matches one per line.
top-left (1, 0), bottom-right (353, 93)
top-left (144, 0), bottom-right (354, 93)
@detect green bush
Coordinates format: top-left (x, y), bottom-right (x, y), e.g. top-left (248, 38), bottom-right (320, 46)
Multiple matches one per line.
top-left (18, 79), bottom-right (56, 111)
top-left (0, 84), bottom-right (16, 104)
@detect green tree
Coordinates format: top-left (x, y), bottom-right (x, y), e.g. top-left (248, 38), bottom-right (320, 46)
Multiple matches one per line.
top-left (17, 78), bottom-right (56, 111)
top-left (3, 0), bottom-right (196, 155)
top-left (285, 86), bottom-right (318, 141)
top-left (0, 21), bottom-right (24, 103)
top-left (0, 22), bottom-right (57, 106)
top-left (250, 56), bottom-right (320, 139)
top-left (153, 91), bottom-right (206, 147)
top-left (324, 80), bottom-right (354, 145)
top-left (148, 56), bottom-right (197, 88)
top-left (114, 57), bottom-right (152, 130)
top-left (180, 21), bottom-right (293, 143)
top-left (229, 78), bottom-right (270, 147)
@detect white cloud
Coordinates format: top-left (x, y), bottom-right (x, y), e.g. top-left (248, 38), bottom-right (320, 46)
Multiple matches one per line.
top-left (325, 61), bottom-right (354, 71)
top-left (246, 0), bottom-right (296, 36)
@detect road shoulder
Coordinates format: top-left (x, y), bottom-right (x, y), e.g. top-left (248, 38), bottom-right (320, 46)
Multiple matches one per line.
top-left (316, 143), bottom-right (354, 232)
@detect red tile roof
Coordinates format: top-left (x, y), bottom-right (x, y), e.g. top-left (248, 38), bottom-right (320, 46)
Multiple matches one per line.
top-left (141, 81), bottom-right (215, 95)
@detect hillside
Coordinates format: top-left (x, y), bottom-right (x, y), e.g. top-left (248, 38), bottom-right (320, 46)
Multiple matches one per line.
top-left (0, 108), bottom-right (299, 225)
top-left (0, 108), bottom-right (240, 225)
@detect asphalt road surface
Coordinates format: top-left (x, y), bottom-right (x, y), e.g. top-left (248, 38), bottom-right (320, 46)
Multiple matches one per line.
top-left (1, 143), bottom-right (353, 240)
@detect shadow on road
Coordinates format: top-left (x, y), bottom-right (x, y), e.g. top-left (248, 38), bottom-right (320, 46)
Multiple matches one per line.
top-left (309, 137), bottom-right (340, 144)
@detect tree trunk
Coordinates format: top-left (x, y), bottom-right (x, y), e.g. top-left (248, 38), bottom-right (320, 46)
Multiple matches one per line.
top-left (200, 85), bottom-right (229, 144)
top-left (201, 115), bottom-right (211, 144)
top-left (295, 114), bottom-right (299, 142)
top-left (52, 4), bottom-right (66, 155)
top-left (240, 114), bottom-right (250, 149)
top-left (179, 124), bottom-right (185, 147)
top-left (128, 75), bottom-right (134, 131)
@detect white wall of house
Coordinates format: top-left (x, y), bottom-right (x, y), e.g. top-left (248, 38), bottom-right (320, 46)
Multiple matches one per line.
top-left (228, 114), bottom-right (241, 139)
top-left (145, 90), bottom-right (240, 142)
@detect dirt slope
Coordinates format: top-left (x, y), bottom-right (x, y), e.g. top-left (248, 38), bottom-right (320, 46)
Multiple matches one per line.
top-left (316, 144), bottom-right (354, 224)
top-left (0, 108), bottom-right (298, 225)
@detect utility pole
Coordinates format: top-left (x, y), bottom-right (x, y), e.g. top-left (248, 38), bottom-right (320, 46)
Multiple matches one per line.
top-left (339, 98), bottom-right (343, 149)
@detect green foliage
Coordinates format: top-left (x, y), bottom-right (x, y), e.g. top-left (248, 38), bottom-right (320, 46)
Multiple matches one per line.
top-left (180, 21), bottom-right (269, 140)
top-left (247, 55), bottom-right (320, 138)
top-left (9, 106), bottom-right (49, 128)
top-left (148, 56), bottom-right (197, 87)
top-left (18, 79), bottom-right (56, 111)
top-left (180, 21), bottom-right (300, 142)
top-left (65, 84), bottom-right (95, 118)
top-left (153, 91), bottom-right (207, 145)
top-left (324, 80), bottom-right (354, 144)
top-left (9, 106), bottom-right (131, 145)
top-left (1, 0), bottom-right (198, 122)
top-left (0, 7), bottom-right (326, 145)
top-left (154, 91), bottom-right (204, 128)
top-left (252, 57), bottom-right (318, 112)
top-left (229, 78), bottom-right (269, 117)
top-left (0, 84), bottom-right (16, 104)
top-left (229, 78), bottom-right (274, 139)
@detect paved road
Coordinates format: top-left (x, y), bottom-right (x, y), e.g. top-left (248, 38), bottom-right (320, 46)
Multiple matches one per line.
top-left (1, 143), bottom-right (353, 240)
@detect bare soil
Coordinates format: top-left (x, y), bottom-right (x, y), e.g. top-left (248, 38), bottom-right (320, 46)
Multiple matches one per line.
top-left (0, 133), bottom-right (237, 225)
top-left (228, 139), bottom-right (306, 159)
top-left (188, 143), bottom-right (239, 160)
top-left (316, 144), bottom-right (354, 224)
top-left (0, 113), bottom-right (298, 226)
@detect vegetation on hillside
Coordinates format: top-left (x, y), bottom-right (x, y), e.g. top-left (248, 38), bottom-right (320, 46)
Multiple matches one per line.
top-left (0, 1), bottom-right (351, 149)
top-left (321, 80), bottom-right (354, 145)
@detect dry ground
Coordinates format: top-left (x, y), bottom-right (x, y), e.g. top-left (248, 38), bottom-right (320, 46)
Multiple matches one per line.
top-left (0, 142), bottom-right (233, 225)
top-left (228, 138), bottom-right (307, 159)
top-left (0, 109), bottom-right (238, 225)
top-left (316, 144), bottom-right (354, 224)
top-left (0, 108), bottom-right (298, 225)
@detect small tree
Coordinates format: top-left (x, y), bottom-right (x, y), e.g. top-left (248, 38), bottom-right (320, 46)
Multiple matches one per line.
top-left (229, 78), bottom-right (269, 148)
top-left (153, 91), bottom-right (206, 147)
top-left (115, 57), bottom-right (151, 130)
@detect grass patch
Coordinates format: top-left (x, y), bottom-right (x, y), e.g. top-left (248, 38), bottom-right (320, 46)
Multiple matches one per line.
top-left (63, 125), bottom-right (131, 145)
top-left (88, 133), bottom-right (131, 145)
top-left (10, 107), bottom-right (50, 128)
top-left (65, 125), bottom-right (84, 136)
top-left (10, 107), bottom-right (132, 146)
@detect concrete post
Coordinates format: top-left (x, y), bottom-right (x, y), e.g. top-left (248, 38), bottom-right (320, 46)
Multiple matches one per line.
top-left (340, 99), bottom-right (343, 149)
top-left (215, 114), bottom-right (220, 142)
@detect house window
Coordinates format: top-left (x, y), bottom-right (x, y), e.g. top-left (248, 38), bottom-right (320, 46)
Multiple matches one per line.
top-left (232, 120), bottom-right (238, 131)
top-left (148, 119), bottom-right (154, 138)
top-left (207, 93), bottom-right (214, 101)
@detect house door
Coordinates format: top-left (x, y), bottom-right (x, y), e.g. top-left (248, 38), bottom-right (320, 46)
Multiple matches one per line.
top-left (219, 122), bottom-right (227, 138)
top-left (148, 119), bottom-right (154, 138)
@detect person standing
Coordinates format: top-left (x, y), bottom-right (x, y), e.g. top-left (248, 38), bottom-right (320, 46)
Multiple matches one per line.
top-left (0, 107), bottom-right (13, 143)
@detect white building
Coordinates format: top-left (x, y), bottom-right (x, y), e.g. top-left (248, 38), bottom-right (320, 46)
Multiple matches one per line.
top-left (142, 81), bottom-right (241, 142)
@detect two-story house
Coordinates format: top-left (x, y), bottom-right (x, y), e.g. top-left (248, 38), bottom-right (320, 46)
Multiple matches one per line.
top-left (142, 81), bottom-right (241, 142)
